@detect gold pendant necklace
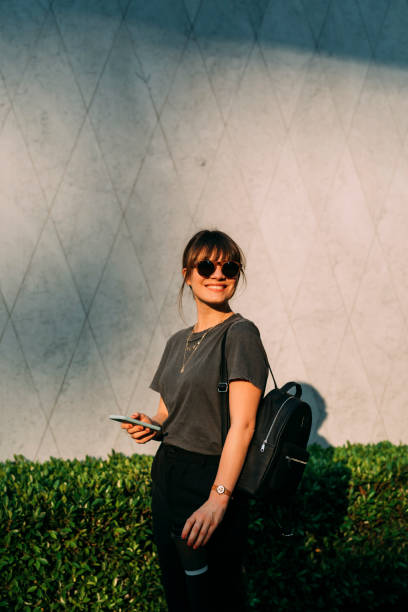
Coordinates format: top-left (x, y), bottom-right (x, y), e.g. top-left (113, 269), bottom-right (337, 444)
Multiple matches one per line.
top-left (180, 327), bottom-right (211, 373)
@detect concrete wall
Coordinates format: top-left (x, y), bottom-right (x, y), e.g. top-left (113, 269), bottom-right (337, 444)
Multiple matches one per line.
top-left (1, 0), bottom-right (407, 461)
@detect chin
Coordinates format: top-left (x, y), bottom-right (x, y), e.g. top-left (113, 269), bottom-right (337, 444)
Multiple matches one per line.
top-left (200, 292), bottom-right (234, 306)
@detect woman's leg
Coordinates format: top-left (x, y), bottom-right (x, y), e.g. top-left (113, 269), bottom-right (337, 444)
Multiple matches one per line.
top-left (151, 445), bottom-right (249, 612)
top-left (207, 493), bottom-right (249, 612)
top-left (152, 480), bottom-right (191, 612)
top-left (151, 446), bottom-right (191, 612)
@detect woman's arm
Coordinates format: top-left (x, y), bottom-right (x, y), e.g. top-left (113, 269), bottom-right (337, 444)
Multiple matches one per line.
top-left (121, 396), bottom-right (169, 443)
top-left (181, 379), bottom-right (262, 548)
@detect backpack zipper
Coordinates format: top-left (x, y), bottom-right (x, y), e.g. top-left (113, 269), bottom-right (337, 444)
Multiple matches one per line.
top-left (260, 396), bottom-right (296, 453)
top-left (285, 456), bottom-right (307, 465)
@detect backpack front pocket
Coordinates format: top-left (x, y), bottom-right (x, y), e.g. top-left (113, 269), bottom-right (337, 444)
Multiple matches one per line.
top-left (267, 441), bottom-right (309, 495)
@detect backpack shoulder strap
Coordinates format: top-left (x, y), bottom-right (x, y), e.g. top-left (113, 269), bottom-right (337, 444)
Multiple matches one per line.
top-left (218, 323), bottom-right (277, 445)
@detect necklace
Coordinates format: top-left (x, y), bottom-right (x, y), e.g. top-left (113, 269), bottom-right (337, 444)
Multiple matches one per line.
top-left (179, 314), bottom-right (235, 373)
top-left (180, 327), bottom-right (211, 373)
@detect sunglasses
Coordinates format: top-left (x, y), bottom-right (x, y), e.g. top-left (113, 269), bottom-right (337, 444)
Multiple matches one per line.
top-left (194, 259), bottom-right (241, 279)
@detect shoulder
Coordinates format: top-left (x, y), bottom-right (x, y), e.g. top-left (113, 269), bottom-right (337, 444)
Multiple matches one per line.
top-left (225, 316), bottom-right (264, 354)
top-left (165, 326), bottom-right (191, 348)
top-left (227, 316), bottom-right (261, 339)
top-left (224, 316), bottom-right (268, 387)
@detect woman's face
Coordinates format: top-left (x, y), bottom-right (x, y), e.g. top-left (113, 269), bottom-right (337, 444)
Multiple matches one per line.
top-left (183, 251), bottom-right (239, 307)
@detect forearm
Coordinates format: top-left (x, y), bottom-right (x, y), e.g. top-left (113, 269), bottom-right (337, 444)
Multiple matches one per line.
top-left (150, 411), bottom-right (167, 426)
top-left (182, 423), bottom-right (254, 547)
top-left (151, 396), bottom-right (169, 426)
top-left (211, 422), bottom-right (254, 497)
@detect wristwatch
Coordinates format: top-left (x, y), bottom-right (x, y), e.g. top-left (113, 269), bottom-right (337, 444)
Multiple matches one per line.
top-left (211, 484), bottom-right (232, 497)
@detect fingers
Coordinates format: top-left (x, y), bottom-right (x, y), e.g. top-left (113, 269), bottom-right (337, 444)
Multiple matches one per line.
top-left (120, 413), bottom-right (142, 430)
top-left (127, 424), bottom-right (146, 434)
top-left (191, 521), bottom-right (212, 549)
top-left (182, 513), bottom-right (215, 549)
top-left (182, 517), bottom-right (207, 549)
top-left (202, 524), bottom-right (217, 547)
top-left (130, 428), bottom-right (156, 444)
top-left (120, 413), bottom-right (156, 444)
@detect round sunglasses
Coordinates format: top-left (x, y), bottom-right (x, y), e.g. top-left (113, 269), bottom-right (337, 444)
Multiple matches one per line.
top-left (194, 259), bottom-right (241, 279)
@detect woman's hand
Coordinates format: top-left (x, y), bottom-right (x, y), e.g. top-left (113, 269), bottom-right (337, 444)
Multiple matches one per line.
top-left (121, 412), bottom-right (158, 444)
top-left (181, 493), bottom-right (229, 549)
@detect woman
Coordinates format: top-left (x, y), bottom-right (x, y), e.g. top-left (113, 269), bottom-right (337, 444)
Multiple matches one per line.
top-left (122, 229), bottom-right (268, 611)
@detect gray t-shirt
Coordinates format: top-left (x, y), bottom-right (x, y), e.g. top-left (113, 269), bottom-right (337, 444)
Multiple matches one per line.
top-left (150, 313), bottom-right (269, 455)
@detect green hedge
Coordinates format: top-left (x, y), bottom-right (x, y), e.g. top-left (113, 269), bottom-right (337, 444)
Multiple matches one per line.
top-left (1, 443), bottom-right (407, 611)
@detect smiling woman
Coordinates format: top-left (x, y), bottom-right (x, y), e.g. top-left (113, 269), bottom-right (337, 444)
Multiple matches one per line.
top-left (121, 229), bottom-right (268, 612)
top-left (178, 229), bottom-right (246, 317)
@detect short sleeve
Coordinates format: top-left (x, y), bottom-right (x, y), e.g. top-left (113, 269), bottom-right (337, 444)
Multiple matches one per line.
top-left (149, 337), bottom-right (172, 394)
top-left (225, 320), bottom-right (268, 392)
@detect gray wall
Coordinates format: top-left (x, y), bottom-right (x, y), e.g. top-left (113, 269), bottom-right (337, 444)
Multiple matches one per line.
top-left (1, 0), bottom-right (408, 461)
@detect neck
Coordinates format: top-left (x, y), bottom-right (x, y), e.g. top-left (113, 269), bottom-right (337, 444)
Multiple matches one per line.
top-left (193, 301), bottom-right (234, 333)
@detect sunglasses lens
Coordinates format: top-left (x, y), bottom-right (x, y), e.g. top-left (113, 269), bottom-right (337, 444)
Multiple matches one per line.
top-left (196, 260), bottom-right (215, 277)
top-left (222, 262), bottom-right (240, 278)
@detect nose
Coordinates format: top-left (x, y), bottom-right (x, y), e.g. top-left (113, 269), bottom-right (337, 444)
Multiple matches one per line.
top-left (210, 263), bottom-right (226, 279)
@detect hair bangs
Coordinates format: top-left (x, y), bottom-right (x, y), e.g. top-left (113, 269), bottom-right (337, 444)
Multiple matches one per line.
top-left (184, 230), bottom-right (244, 270)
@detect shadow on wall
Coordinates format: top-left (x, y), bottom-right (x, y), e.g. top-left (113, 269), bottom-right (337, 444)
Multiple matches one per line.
top-left (301, 383), bottom-right (330, 448)
top-left (123, 0), bottom-right (408, 68)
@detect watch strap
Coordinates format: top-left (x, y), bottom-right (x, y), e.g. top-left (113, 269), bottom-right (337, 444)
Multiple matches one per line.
top-left (212, 484), bottom-right (232, 497)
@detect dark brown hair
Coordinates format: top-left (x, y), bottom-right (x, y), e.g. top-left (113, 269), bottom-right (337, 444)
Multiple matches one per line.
top-left (178, 229), bottom-right (246, 318)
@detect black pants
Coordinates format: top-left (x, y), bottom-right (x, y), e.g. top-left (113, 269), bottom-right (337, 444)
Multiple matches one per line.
top-left (151, 443), bottom-right (249, 612)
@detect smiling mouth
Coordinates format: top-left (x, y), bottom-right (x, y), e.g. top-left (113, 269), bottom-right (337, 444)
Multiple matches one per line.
top-left (206, 285), bottom-right (226, 291)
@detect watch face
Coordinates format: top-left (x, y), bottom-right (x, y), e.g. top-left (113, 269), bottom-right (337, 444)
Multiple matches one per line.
top-left (216, 485), bottom-right (225, 494)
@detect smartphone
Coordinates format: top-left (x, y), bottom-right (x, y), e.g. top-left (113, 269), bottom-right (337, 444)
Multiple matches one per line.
top-left (109, 414), bottom-right (162, 432)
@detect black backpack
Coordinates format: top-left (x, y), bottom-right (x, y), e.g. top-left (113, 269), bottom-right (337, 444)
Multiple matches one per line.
top-left (218, 328), bottom-right (312, 500)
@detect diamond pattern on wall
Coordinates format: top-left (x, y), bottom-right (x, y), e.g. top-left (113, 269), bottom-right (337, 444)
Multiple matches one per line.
top-left (318, 0), bottom-right (371, 132)
top-left (0, 295), bottom-right (9, 340)
top-left (0, 321), bottom-right (48, 458)
top-left (380, 335), bottom-right (408, 445)
top-left (0, 0), bottom-right (48, 99)
top-left (289, 55), bottom-right (346, 218)
top-left (12, 219), bottom-right (85, 417)
top-left (53, 0), bottom-right (123, 109)
top-left (1, 0), bottom-right (408, 461)
top-left (375, 0), bottom-right (408, 141)
top-left (13, 11), bottom-right (87, 206)
top-left (89, 22), bottom-right (156, 208)
top-left (194, 0), bottom-right (255, 121)
top-left (52, 117), bottom-right (122, 310)
top-left (260, 140), bottom-right (317, 311)
top-left (88, 221), bottom-right (158, 411)
top-left (125, 0), bottom-right (191, 113)
top-left (326, 323), bottom-right (387, 444)
top-left (49, 321), bottom-right (120, 459)
top-left (126, 125), bottom-right (192, 313)
top-left (0, 109), bottom-right (48, 309)
top-left (226, 44), bottom-right (286, 217)
top-left (260, 0), bottom-right (316, 129)
top-left (377, 137), bottom-right (408, 321)
top-left (320, 148), bottom-right (375, 315)
top-left (290, 231), bottom-right (349, 394)
top-left (194, 132), bottom-right (257, 255)
top-left (358, 0), bottom-right (390, 51)
top-left (0, 75), bottom-right (11, 130)
top-left (160, 37), bottom-right (224, 214)
top-left (184, 0), bottom-right (201, 25)
top-left (350, 237), bottom-right (406, 401)
top-left (348, 63), bottom-right (402, 223)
